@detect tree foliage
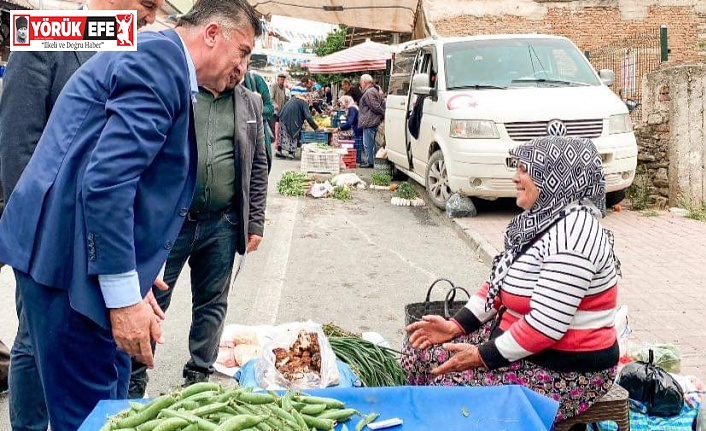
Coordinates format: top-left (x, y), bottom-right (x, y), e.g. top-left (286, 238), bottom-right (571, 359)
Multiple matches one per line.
top-left (289, 25), bottom-right (354, 86)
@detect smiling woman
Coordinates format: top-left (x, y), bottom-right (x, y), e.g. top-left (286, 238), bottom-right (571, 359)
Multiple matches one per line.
top-left (402, 136), bottom-right (623, 425)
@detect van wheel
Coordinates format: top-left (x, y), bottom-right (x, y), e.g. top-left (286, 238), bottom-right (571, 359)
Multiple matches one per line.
top-left (425, 150), bottom-right (452, 209)
top-left (606, 190), bottom-right (626, 207)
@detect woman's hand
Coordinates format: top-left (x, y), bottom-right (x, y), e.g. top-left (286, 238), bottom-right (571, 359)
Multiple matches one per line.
top-left (406, 315), bottom-right (462, 350)
top-left (431, 344), bottom-right (484, 375)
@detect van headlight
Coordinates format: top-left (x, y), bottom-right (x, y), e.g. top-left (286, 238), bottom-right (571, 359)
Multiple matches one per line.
top-left (450, 120), bottom-right (499, 139)
top-left (609, 114), bottom-right (633, 134)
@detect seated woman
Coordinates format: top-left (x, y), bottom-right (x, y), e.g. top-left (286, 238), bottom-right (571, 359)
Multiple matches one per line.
top-left (403, 136), bottom-right (621, 423)
top-left (333, 96), bottom-right (363, 164)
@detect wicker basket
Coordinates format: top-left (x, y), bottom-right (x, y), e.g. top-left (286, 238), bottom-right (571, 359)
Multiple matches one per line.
top-left (300, 149), bottom-right (341, 175)
top-left (404, 278), bottom-right (471, 326)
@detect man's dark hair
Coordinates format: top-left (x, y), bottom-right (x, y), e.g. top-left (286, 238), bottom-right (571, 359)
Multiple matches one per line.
top-left (300, 76), bottom-right (311, 84)
top-left (177, 0), bottom-right (262, 38)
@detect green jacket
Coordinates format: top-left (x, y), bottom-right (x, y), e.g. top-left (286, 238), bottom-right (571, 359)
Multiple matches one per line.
top-left (243, 72), bottom-right (274, 171)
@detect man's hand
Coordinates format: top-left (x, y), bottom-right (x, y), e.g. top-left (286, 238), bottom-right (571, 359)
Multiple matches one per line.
top-left (246, 234), bottom-right (263, 253)
top-left (109, 300), bottom-right (164, 368)
top-left (431, 344), bottom-right (483, 375)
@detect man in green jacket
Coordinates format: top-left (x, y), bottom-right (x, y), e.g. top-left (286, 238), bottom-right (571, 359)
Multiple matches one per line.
top-left (243, 71), bottom-right (275, 173)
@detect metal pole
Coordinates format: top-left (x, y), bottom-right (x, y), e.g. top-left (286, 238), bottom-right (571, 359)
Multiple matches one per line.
top-left (660, 25), bottom-right (668, 62)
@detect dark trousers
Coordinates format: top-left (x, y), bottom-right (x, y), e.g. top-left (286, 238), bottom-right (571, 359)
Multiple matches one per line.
top-left (131, 208), bottom-right (238, 384)
top-left (9, 286), bottom-right (49, 431)
top-left (13, 271), bottom-right (130, 431)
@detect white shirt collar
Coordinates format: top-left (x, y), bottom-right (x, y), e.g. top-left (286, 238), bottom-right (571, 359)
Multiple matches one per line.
top-left (175, 33), bottom-right (199, 103)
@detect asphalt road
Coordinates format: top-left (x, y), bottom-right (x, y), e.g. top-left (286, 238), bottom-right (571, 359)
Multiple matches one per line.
top-left (0, 159), bottom-right (488, 428)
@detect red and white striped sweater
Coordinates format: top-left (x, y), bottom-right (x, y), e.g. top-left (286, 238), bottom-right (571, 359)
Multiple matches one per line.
top-left (453, 210), bottom-right (620, 372)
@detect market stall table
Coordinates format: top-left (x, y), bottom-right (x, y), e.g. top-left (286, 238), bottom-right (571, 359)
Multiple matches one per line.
top-left (80, 385), bottom-right (559, 431)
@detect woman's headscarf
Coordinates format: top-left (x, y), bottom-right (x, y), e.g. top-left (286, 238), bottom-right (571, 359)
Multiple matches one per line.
top-left (484, 136), bottom-right (617, 311)
top-left (339, 95), bottom-right (357, 110)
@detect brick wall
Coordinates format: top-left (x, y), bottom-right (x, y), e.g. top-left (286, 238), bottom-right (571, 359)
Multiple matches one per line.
top-left (430, 3), bottom-right (706, 64)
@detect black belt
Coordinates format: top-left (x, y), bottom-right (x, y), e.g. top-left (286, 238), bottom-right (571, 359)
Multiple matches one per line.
top-left (187, 208), bottom-right (228, 222)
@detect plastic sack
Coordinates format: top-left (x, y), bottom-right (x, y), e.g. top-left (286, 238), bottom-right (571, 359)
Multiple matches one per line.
top-left (255, 321), bottom-right (340, 390)
top-left (617, 349), bottom-right (684, 417)
top-left (628, 343), bottom-right (681, 374)
top-left (308, 181), bottom-right (334, 198)
top-left (697, 402), bottom-right (706, 431)
top-left (375, 147), bottom-right (388, 159)
top-left (331, 173), bottom-right (366, 189)
top-left (445, 193), bottom-right (477, 218)
top-left (238, 359), bottom-right (361, 389)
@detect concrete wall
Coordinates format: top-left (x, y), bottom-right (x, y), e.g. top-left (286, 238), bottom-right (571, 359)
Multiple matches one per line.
top-left (425, 0), bottom-right (706, 63)
top-left (639, 63), bottom-right (706, 206)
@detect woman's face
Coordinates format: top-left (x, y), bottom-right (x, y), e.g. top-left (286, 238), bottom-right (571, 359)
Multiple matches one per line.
top-left (513, 162), bottom-right (540, 210)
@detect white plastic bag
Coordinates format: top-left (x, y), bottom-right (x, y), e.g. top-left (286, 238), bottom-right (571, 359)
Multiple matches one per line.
top-left (331, 173), bottom-right (366, 189)
top-left (256, 321), bottom-right (340, 390)
top-left (308, 181), bottom-right (334, 198)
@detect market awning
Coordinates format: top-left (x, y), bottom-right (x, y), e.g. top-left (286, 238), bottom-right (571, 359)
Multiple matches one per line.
top-left (305, 39), bottom-right (392, 74)
top-left (248, 0), bottom-right (419, 33)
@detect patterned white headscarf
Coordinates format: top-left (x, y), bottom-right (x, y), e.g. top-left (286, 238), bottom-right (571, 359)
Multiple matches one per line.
top-left (484, 136), bottom-right (619, 311)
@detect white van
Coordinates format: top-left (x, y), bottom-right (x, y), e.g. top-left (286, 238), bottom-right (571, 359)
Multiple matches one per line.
top-left (384, 34), bottom-right (637, 208)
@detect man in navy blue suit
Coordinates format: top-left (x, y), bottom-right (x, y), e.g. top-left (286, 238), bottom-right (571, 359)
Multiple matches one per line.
top-left (0, 1), bottom-right (163, 429)
top-left (0, 0), bottom-right (261, 429)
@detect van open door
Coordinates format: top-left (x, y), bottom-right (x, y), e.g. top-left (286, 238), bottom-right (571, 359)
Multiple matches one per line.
top-left (385, 49), bottom-right (418, 171)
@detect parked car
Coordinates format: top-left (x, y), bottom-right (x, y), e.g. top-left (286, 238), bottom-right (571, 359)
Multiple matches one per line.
top-left (384, 34), bottom-right (637, 209)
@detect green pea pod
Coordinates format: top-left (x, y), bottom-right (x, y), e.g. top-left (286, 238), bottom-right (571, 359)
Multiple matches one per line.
top-left (290, 408), bottom-right (308, 430)
top-left (354, 413), bottom-right (380, 431)
top-left (159, 409), bottom-right (218, 431)
top-left (301, 414), bottom-right (335, 430)
top-left (213, 414), bottom-right (266, 431)
top-left (152, 417), bottom-right (190, 431)
top-left (294, 396), bottom-right (345, 409)
top-left (114, 395), bottom-right (176, 429)
top-left (236, 392), bottom-right (277, 405)
top-left (189, 401), bottom-right (230, 417)
top-left (179, 382), bottom-right (222, 399)
top-left (182, 424), bottom-right (199, 431)
top-left (130, 402), bottom-right (146, 412)
top-left (136, 418), bottom-right (163, 431)
top-left (317, 408), bottom-right (359, 421)
top-left (298, 404), bottom-right (327, 416)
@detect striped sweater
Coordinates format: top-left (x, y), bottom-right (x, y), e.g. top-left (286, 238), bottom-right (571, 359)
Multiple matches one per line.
top-left (453, 209), bottom-right (620, 372)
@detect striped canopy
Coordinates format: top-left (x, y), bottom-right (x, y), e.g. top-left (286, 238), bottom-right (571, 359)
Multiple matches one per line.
top-left (305, 40), bottom-right (393, 74)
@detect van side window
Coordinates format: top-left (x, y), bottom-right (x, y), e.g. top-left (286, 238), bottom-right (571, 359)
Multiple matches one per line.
top-left (388, 50), bottom-right (417, 96)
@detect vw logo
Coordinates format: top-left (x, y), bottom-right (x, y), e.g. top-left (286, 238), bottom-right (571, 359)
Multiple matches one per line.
top-left (547, 120), bottom-right (567, 136)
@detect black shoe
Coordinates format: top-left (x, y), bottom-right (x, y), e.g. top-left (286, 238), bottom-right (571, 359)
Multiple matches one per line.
top-left (128, 378), bottom-right (147, 399)
top-left (359, 163), bottom-right (371, 168)
top-left (183, 368), bottom-right (209, 387)
top-left (0, 379), bottom-right (8, 396)
top-left (275, 152), bottom-right (286, 159)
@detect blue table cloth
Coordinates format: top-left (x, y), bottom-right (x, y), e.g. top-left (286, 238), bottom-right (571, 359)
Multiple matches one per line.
top-left (79, 385), bottom-right (559, 431)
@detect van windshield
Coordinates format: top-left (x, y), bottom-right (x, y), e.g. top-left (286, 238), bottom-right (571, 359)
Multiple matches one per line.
top-left (443, 38), bottom-right (601, 90)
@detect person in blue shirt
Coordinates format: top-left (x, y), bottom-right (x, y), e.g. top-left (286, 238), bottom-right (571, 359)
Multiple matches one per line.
top-left (333, 95), bottom-right (363, 164)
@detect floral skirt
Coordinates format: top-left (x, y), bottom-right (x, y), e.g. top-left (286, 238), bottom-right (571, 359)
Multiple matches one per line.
top-left (400, 322), bottom-right (616, 422)
top-left (280, 126), bottom-right (298, 155)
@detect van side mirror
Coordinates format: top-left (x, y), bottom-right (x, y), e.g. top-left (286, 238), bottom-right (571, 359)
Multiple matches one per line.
top-left (412, 73), bottom-right (433, 96)
top-left (599, 69), bottom-right (615, 87)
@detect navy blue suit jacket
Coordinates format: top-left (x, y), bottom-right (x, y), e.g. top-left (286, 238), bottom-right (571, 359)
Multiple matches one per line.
top-left (0, 30), bottom-right (197, 329)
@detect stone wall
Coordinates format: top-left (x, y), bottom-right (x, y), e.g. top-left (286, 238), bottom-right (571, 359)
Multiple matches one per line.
top-left (639, 63), bottom-right (706, 206)
top-left (425, 0), bottom-right (706, 63)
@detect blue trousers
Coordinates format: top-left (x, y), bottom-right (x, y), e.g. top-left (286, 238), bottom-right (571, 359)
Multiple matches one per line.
top-left (362, 126), bottom-right (378, 166)
top-left (131, 208), bottom-right (238, 384)
top-left (13, 271), bottom-right (130, 431)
